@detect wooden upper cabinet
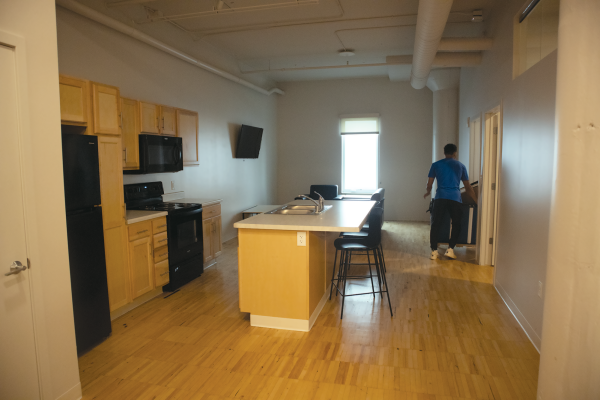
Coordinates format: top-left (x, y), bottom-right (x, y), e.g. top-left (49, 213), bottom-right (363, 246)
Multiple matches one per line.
top-left (59, 75), bottom-right (90, 125)
top-left (160, 106), bottom-right (176, 136)
top-left (91, 82), bottom-right (121, 136)
top-left (121, 97), bottom-right (140, 170)
top-left (176, 108), bottom-right (199, 165)
top-left (139, 101), bottom-right (160, 134)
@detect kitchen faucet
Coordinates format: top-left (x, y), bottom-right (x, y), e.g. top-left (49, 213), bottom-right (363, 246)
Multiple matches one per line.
top-left (297, 192), bottom-right (325, 213)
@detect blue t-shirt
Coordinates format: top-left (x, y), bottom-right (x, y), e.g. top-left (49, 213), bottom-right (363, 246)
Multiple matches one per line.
top-left (428, 158), bottom-right (469, 203)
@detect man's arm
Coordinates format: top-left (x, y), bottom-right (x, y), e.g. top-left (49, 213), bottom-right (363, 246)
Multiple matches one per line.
top-left (463, 180), bottom-right (478, 203)
top-left (424, 177), bottom-right (435, 199)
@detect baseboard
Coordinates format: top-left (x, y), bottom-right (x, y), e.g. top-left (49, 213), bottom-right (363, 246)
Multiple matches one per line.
top-left (110, 287), bottom-right (163, 321)
top-left (495, 282), bottom-right (541, 352)
top-left (250, 314), bottom-right (311, 331)
top-left (251, 291), bottom-right (329, 332)
top-left (204, 259), bottom-right (217, 269)
top-left (308, 290), bottom-right (329, 330)
top-left (56, 382), bottom-right (82, 400)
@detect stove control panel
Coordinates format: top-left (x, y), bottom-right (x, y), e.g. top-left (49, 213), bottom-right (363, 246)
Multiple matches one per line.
top-left (124, 181), bottom-right (165, 203)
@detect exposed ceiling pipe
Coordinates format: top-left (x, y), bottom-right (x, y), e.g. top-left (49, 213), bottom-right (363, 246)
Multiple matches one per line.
top-left (55, 0), bottom-right (284, 96)
top-left (387, 52), bottom-right (482, 67)
top-left (438, 37), bottom-right (493, 51)
top-left (242, 52), bottom-right (482, 74)
top-left (410, 0), bottom-right (454, 89)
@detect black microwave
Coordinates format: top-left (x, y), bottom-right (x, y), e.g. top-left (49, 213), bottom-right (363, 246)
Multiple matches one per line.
top-left (124, 135), bottom-right (183, 174)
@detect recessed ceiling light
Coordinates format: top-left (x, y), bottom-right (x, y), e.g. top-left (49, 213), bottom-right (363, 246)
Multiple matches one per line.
top-left (339, 50), bottom-right (355, 57)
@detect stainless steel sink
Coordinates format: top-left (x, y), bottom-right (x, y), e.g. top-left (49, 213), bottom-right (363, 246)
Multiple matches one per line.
top-left (265, 204), bottom-right (332, 215)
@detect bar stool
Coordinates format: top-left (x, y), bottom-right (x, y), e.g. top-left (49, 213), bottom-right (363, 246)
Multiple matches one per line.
top-left (329, 208), bottom-right (393, 319)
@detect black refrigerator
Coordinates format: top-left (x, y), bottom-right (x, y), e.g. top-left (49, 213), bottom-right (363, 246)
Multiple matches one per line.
top-left (62, 132), bottom-right (111, 356)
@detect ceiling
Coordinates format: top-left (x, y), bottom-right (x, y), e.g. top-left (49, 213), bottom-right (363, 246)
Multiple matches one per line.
top-left (70, 0), bottom-right (495, 83)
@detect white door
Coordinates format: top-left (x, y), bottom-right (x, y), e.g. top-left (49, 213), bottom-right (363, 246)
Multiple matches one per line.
top-left (0, 43), bottom-right (41, 399)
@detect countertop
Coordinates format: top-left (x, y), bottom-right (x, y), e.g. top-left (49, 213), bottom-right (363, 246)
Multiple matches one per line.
top-left (165, 198), bottom-right (222, 207)
top-left (242, 205), bottom-right (282, 214)
top-left (233, 200), bottom-right (376, 232)
top-left (126, 210), bottom-right (168, 225)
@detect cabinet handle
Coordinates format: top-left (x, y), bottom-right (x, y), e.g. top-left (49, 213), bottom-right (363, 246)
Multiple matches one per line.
top-left (158, 238), bottom-right (167, 243)
top-left (159, 252), bottom-right (168, 257)
top-left (160, 272), bottom-right (169, 276)
top-left (137, 229), bottom-right (148, 234)
top-left (162, 116), bottom-right (165, 130)
top-left (119, 112), bottom-right (123, 128)
top-left (158, 224), bottom-right (166, 228)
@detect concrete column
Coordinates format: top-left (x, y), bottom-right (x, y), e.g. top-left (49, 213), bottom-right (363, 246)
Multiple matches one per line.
top-left (537, 1), bottom-right (600, 399)
top-left (427, 68), bottom-right (460, 163)
top-left (432, 87), bottom-right (459, 162)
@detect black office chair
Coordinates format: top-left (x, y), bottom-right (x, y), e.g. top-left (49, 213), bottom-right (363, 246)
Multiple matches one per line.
top-left (295, 184), bottom-right (342, 200)
top-left (329, 208), bottom-right (393, 319)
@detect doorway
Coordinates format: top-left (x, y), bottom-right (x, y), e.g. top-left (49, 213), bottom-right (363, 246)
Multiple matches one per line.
top-left (0, 38), bottom-right (41, 399)
top-left (478, 106), bottom-right (503, 266)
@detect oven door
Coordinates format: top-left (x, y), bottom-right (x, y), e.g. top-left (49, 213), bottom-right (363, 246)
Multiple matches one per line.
top-left (168, 208), bottom-right (203, 265)
top-left (137, 134), bottom-right (183, 174)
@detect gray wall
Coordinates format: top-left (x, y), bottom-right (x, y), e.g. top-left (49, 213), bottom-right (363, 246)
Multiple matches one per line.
top-left (56, 7), bottom-right (278, 242)
top-left (458, 0), bottom-right (557, 350)
top-left (277, 78), bottom-right (433, 221)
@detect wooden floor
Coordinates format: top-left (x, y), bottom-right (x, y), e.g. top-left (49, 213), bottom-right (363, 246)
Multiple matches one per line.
top-left (79, 222), bottom-right (540, 400)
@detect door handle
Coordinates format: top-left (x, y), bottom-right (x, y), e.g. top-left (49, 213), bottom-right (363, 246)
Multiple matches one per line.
top-left (5, 261), bottom-right (27, 276)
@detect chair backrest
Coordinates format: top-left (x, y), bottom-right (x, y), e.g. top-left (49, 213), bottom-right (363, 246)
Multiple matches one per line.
top-left (365, 207), bottom-right (383, 247)
top-left (371, 188), bottom-right (385, 205)
top-left (309, 184), bottom-right (338, 200)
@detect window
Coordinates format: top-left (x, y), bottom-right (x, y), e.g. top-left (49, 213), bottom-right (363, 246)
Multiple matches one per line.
top-left (513, 0), bottom-right (560, 78)
top-left (340, 115), bottom-right (379, 194)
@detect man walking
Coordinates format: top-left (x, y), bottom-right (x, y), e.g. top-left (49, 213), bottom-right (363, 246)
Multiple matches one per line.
top-left (424, 143), bottom-right (477, 260)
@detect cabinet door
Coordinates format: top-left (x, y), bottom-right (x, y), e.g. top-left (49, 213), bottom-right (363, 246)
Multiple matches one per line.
top-left (105, 225), bottom-right (130, 311)
top-left (121, 97), bottom-right (139, 170)
top-left (59, 75), bottom-right (89, 125)
top-left (129, 236), bottom-right (154, 299)
top-left (176, 109), bottom-right (199, 165)
top-left (139, 101), bottom-right (160, 134)
top-left (91, 82), bottom-right (121, 136)
top-left (160, 106), bottom-right (176, 136)
top-left (98, 136), bottom-right (126, 230)
top-left (203, 218), bottom-right (213, 263)
top-left (212, 215), bottom-right (222, 258)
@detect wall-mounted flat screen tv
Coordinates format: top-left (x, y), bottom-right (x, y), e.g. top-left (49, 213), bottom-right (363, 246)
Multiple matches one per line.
top-left (235, 125), bottom-right (263, 159)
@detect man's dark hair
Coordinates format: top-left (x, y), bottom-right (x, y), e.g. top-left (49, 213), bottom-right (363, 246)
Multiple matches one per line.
top-left (444, 143), bottom-right (457, 155)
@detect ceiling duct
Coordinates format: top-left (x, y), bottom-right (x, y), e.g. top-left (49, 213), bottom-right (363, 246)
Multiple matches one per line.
top-left (55, 0), bottom-right (284, 96)
top-left (410, 0), bottom-right (453, 89)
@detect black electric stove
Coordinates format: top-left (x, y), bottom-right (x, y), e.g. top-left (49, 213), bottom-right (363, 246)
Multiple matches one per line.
top-left (124, 182), bottom-right (204, 291)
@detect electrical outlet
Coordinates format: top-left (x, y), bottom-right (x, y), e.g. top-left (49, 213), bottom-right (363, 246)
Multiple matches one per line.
top-left (171, 181), bottom-right (175, 190)
top-left (538, 281), bottom-right (543, 298)
top-left (297, 232), bottom-right (306, 246)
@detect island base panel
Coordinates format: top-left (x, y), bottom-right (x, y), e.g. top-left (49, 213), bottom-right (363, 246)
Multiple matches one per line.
top-left (238, 229), bottom-right (329, 330)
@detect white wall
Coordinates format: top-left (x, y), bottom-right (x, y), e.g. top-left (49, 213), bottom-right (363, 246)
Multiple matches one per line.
top-left (458, 0), bottom-right (557, 350)
top-left (56, 7), bottom-right (279, 242)
top-left (277, 78), bottom-right (433, 222)
top-left (0, 1), bottom-right (81, 399)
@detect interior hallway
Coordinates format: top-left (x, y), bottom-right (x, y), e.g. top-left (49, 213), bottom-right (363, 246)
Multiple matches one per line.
top-left (78, 222), bottom-right (539, 399)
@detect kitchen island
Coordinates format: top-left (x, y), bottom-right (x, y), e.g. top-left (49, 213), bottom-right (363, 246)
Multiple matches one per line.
top-left (233, 200), bottom-right (376, 331)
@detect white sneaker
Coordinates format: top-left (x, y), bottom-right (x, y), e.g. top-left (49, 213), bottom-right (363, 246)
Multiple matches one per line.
top-left (430, 250), bottom-right (438, 260)
top-left (445, 248), bottom-right (457, 259)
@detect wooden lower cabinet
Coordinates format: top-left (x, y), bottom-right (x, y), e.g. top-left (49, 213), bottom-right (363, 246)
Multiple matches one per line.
top-left (202, 204), bottom-right (222, 263)
top-left (126, 217), bottom-right (169, 301)
top-left (104, 225), bottom-right (130, 311)
top-left (129, 235), bottom-right (154, 299)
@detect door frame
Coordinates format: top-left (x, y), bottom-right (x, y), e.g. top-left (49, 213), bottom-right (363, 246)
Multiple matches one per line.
top-left (0, 28), bottom-right (54, 398)
top-left (478, 104), bottom-right (503, 267)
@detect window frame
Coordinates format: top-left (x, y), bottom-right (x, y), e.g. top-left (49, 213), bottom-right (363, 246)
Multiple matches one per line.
top-left (339, 114), bottom-right (380, 195)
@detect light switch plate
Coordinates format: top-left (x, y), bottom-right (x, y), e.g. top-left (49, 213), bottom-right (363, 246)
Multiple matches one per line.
top-left (171, 181), bottom-right (175, 190)
top-left (297, 232), bottom-right (306, 246)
